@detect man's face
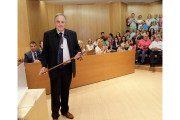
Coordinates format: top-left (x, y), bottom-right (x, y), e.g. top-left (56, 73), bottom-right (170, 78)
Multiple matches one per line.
top-left (127, 32), bottom-right (130, 35)
top-left (142, 21), bottom-right (145, 24)
top-left (130, 29), bottom-right (133, 33)
top-left (30, 44), bottom-right (36, 52)
top-left (54, 15), bottom-right (66, 32)
top-left (154, 14), bottom-right (157, 18)
top-left (101, 33), bottom-right (104, 37)
top-left (156, 37), bottom-right (160, 41)
top-left (131, 14), bottom-right (135, 18)
top-left (143, 35), bottom-right (148, 40)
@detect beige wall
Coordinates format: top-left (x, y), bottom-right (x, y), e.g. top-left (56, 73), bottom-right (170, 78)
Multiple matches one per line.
top-left (63, 4), bottom-right (110, 46)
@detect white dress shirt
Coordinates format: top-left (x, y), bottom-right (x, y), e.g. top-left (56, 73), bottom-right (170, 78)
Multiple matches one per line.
top-left (95, 46), bottom-right (107, 54)
top-left (149, 40), bottom-right (163, 51)
top-left (57, 30), bottom-right (71, 62)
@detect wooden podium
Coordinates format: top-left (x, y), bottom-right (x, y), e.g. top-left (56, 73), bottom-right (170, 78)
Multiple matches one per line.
top-left (25, 50), bottom-right (135, 94)
top-left (18, 89), bottom-right (49, 120)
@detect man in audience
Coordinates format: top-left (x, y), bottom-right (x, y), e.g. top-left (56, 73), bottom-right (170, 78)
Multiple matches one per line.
top-left (159, 13), bottom-right (163, 28)
top-left (135, 34), bottom-right (151, 65)
top-left (129, 13), bottom-right (137, 32)
top-left (151, 14), bottom-right (159, 26)
top-left (149, 35), bottom-right (162, 67)
top-left (24, 41), bottom-right (41, 63)
top-left (124, 30), bottom-right (130, 40)
top-left (100, 32), bottom-right (108, 40)
top-left (129, 28), bottom-right (136, 40)
top-left (139, 20), bottom-right (148, 32)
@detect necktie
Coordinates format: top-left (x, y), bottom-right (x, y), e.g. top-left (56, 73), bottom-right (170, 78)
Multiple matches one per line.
top-left (57, 32), bottom-right (63, 68)
top-left (34, 52), bottom-right (37, 60)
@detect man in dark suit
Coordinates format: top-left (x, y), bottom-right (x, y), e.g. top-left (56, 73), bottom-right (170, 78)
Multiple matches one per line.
top-left (24, 41), bottom-right (41, 63)
top-left (39, 13), bottom-right (81, 120)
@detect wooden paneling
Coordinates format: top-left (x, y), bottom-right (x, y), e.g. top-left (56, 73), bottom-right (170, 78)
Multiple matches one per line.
top-left (26, 0), bottom-right (49, 48)
top-left (25, 50), bottom-right (135, 94)
top-left (18, 0), bottom-right (31, 59)
top-left (109, 2), bottom-right (121, 37)
top-left (121, 2), bottom-right (128, 36)
top-left (149, 1), bottom-right (162, 17)
top-left (63, 4), bottom-right (110, 48)
top-left (47, 3), bottom-right (64, 30)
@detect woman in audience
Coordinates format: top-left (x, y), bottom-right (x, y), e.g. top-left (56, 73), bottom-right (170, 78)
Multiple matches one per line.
top-left (149, 28), bottom-right (155, 41)
top-left (146, 14), bottom-right (152, 29)
top-left (93, 38), bottom-right (99, 49)
top-left (149, 21), bottom-right (158, 32)
top-left (86, 39), bottom-right (94, 51)
top-left (78, 40), bottom-right (87, 56)
top-left (95, 39), bottom-right (110, 54)
top-left (104, 38), bottom-right (110, 49)
top-left (37, 40), bottom-right (43, 53)
top-left (111, 37), bottom-right (120, 51)
top-left (137, 15), bottom-right (143, 30)
top-left (117, 36), bottom-right (129, 51)
top-left (116, 32), bottom-right (121, 40)
top-left (159, 28), bottom-right (163, 40)
top-left (128, 38), bottom-right (136, 51)
top-left (159, 13), bottom-right (163, 28)
top-left (146, 31), bottom-right (150, 39)
top-left (140, 28), bottom-right (146, 36)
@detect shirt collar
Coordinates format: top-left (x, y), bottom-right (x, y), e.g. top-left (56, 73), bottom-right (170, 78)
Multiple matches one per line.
top-left (31, 51), bottom-right (36, 54)
top-left (57, 29), bottom-right (64, 36)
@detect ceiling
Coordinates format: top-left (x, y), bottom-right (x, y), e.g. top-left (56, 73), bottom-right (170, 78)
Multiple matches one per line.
top-left (40, 0), bottom-right (161, 5)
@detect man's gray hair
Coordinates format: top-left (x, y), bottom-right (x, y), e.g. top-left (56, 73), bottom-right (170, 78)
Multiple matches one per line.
top-left (156, 35), bottom-right (161, 38)
top-left (54, 13), bottom-right (66, 21)
top-left (154, 13), bottom-right (158, 16)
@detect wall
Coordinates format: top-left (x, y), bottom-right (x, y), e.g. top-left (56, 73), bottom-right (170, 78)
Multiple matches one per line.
top-left (18, 0), bottom-right (31, 59)
top-left (63, 4), bottom-right (110, 46)
top-left (121, 2), bottom-right (128, 36)
top-left (149, 1), bottom-right (162, 16)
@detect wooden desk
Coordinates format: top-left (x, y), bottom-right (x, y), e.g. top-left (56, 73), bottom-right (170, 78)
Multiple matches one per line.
top-left (25, 50), bottom-right (135, 94)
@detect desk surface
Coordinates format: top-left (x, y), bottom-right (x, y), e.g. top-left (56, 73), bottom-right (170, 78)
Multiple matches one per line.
top-left (25, 50), bottom-right (135, 94)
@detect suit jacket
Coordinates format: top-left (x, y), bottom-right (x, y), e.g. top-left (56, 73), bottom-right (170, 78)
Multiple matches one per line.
top-left (41, 28), bottom-right (81, 80)
top-left (24, 50), bottom-right (42, 63)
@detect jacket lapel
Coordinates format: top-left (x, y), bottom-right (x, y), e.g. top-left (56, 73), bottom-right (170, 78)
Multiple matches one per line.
top-left (53, 28), bottom-right (60, 55)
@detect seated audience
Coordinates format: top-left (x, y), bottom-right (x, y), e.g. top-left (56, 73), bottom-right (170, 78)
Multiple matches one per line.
top-left (128, 38), bottom-right (136, 51)
top-left (116, 32), bottom-right (121, 40)
top-left (93, 38), bottom-right (99, 49)
top-left (151, 13), bottom-right (159, 26)
top-left (149, 28), bottom-right (155, 41)
top-left (37, 40), bottom-right (43, 53)
top-left (111, 37), bottom-right (120, 51)
top-left (100, 32), bottom-right (108, 40)
top-left (129, 13), bottom-right (138, 32)
top-left (140, 28), bottom-right (146, 36)
top-left (139, 20), bottom-right (148, 31)
top-left (135, 34), bottom-right (151, 65)
top-left (117, 36), bottom-right (129, 51)
top-left (86, 39), bottom-right (94, 51)
top-left (104, 38), bottom-right (110, 49)
top-left (137, 15), bottom-right (143, 30)
top-left (149, 21), bottom-right (158, 32)
top-left (129, 28), bottom-right (136, 40)
top-left (149, 35), bottom-right (162, 67)
top-left (159, 28), bottom-right (163, 40)
top-left (134, 30), bottom-right (143, 40)
top-left (78, 40), bottom-right (87, 56)
top-left (146, 14), bottom-right (152, 29)
top-left (24, 41), bottom-right (41, 63)
top-left (95, 39), bottom-right (110, 54)
top-left (124, 30), bottom-right (130, 40)
top-left (159, 13), bottom-right (163, 28)
top-left (146, 31), bottom-right (150, 39)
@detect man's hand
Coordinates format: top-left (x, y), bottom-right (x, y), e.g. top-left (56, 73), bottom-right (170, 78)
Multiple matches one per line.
top-left (34, 60), bottom-right (40, 63)
top-left (39, 67), bottom-right (47, 75)
top-left (152, 47), bottom-right (157, 51)
top-left (74, 52), bottom-right (81, 59)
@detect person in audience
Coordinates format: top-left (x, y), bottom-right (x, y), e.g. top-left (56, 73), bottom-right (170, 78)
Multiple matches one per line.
top-left (139, 20), bottom-right (148, 31)
top-left (128, 38), bottom-right (136, 51)
top-left (78, 40), bottom-right (87, 56)
top-left (159, 13), bottom-right (163, 28)
top-left (135, 34), bottom-right (151, 65)
top-left (149, 21), bottom-right (158, 32)
top-left (124, 30), bottom-right (130, 40)
top-left (109, 33), bottom-right (114, 41)
top-left (146, 14), bottom-right (152, 29)
top-left (104, 38), bottom-right (110, 49)
top-left (129, 13), bottom-right (137, 32)
top-left (149, 28), bottom-right (155, 41)
top-left (137, 15), bottom-right (143, 30)
top-left (93, 38), bottom-right (99, 49)
top-left (134, 30), bottom-right (142, 40)
top-left (117, 36), bottom-right (129, 51)
top-left (111, 37), bottom-right (120, 51)
top-left (159, 28), bottom-right (163, 40)
top-left (37, 40), bottom-right (43, 53)
top-left (100, 32), bottom-right (108, 40)
top-left (140, 28), bottom-right (146, 36)
top-left (24, 41), bottom-right (42, 63)
top-left (116, 32), bottom-right (121, 40)
top-left (129, 28), bottom-right (136, 40)
top-left (86, 39), bottom-right (94, 51)
top-left (95, 39), bottom-right (110, 54)
top-left (151, 13), bottom-right (159, 26)
top-left (146, 31), bottom-right (150, 39)
top-left (149, 35), bottom-right (162, 67)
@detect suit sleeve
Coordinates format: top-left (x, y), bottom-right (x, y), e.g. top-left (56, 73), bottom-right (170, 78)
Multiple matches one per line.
top-left (24, 53), bottom-right (29, 63)
top-left (41, 32), bottom-right (49, 68)
top-left (74, 32), bottom-right (81, 55)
